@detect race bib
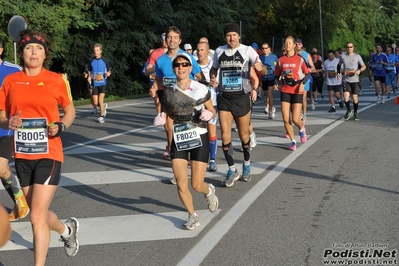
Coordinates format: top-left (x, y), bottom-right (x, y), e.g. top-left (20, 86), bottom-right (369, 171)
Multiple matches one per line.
top-left (163, 77), bottom-right (176, 86)
top-left (263, 65), bottom-right (274, 79)
top-left (221, 70), bottom-right (243, 92)
top-left (94, 72), bottom-right (104, 81)
top-left (173, 122), bottom-right (202, 151)
top-left (344, 68), bottom-right (355, 77)
top-left (14, 118), bottom-right (49, 154)
top-left (375, 62), bottom-right (382, 70)
top-left (327, 70), bottom-right (337, 77)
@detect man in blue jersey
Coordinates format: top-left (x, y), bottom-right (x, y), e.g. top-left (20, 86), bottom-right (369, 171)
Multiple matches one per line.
top-left (88, 43), bottom-right (111, 123)
top-left (385, 46), bottom-right (398, 98)
top-left (0, 39), bottom-right (29, 221)
top-left (371, 44), bottom-right (388, 104)
top-left (259, 42), bottom-right (279, 119)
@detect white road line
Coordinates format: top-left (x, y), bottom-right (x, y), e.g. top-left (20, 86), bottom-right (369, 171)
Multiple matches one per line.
top-left (177, 102), bottom-right (379, 266)
top-left (0, 162), bottom-right (275, 189)
top-left (0, 209), bottom-right (221, 251)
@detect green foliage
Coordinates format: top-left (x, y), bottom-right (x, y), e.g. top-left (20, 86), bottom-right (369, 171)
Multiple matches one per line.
top-left (1, 0), bottom-right (398, 100)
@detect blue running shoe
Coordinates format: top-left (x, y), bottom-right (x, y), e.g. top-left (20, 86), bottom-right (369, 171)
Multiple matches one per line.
top-left (224, 169), bottom-right (240, 187)
top-left (241, 164), bottom-right (251, 182)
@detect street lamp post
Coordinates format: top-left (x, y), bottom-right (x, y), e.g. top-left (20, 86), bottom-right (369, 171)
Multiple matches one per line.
top-left (319, 0), bottom-right (324, 58)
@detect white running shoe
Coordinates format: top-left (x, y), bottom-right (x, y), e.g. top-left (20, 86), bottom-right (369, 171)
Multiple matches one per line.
top-left (250, 132), bottom-right (257, 148)
top-left (183, 213), bottom-right (199, 230)
top-left (98, 116), bottom-right (105, 123)
top-left (103, 103), bottom-right (108, 117)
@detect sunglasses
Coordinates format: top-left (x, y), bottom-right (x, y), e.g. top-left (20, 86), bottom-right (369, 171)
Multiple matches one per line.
top-left (347, 46), bottom-right (354, 48)
top-left (173, 62), bottom-right (191, 68)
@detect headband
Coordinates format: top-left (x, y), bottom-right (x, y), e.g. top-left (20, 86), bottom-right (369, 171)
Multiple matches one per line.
top-left (19, 36), bottom-right (48, 52)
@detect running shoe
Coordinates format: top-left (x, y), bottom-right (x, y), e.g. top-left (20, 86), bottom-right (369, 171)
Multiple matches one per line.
top-left (269, 108), bottom-right (276, 119)
top-left (314, 99), bottom-right (318, 104)
top-left (169, 176), bottom-right (177, 185)
top-left (91, 107), bottom-right (98, 114)
top-left (387, 93), bottom-right (391, 98)
top-left (264, 107), bottom-right (269, 114)
top-left (369, 83), bottom-right (373, 87)
top-left (8, 193), bottom-right (30, 222)
top-left (103, 103), bottom-right (108, 117)
top-left (231, 127), bottom-right (238, 132)
top-left (224, 169), bottom-right (240, 187)
top-left (344, 110), bottom-right (353, 120)
top-left (381, 97), bottom-right (385, 104)
top-left (98, 116), bottom-right (105, 123)
top-left (60, 217), bottom-right (79, 257)
top-left (339, 101), bottom-right (344, 108)
top-left (284, 132), bottom-right (290, 139)
top-left (241, 164), bottom-right (251, 182)
top-left (328, 107), bottom-right (336, 113)
top-left (321, 94), bottom-right (325, 100)
top-left (207, 160), bottom-right (218, 172)
top-left (183, 213), bottom-right (199, 230)
top-left (289, 141), bottom-right (297, 151)
top-left (358, 89), bottom-right (362, 95)
top-left (311, 102), bottom-right (315, 110)
top-left (354, 113), bottom-right (359, 121)
top-left (377, 96), bottom-right (382, 104)
top-left (250, 132), bottom-right (257, 148)
top-left (299, 128), bottom-right (307, 143)
top-left (206, 184), bottom-right (219, 212)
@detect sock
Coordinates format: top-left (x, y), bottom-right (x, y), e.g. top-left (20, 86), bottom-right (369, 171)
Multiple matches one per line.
top-left (60, 224), bottom-right (71, 238)
top-left (4, 172), bottom-right (22, 195)
top-left (244, 160), bottom-right (250, 166)
top-left (291, 139), bottom-right (296, 144)
top-left (332, 106), bottom-right (335, 109)
top-left (345, 101), bottom-right (350, 111)
top-left (208, 135), bottom-right (217, 160)
top-left (1, 178), bottom-right (16, 203)
top-left (354, 102), bottom-right (358, 113)
top-left (206, 184), bottom-right (214, 197)
top-left (222, 143), bottom-right (235, 167)
top-left (229, 165), bottom-right (236, 172)
top-left (241, 140), bottom-right (251, 161)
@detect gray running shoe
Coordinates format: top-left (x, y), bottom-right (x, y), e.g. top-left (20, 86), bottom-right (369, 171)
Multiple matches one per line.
top-left (206, 184), bottom-right (219, 212)
top-left (241, 164), bottom-right (251, 182)
top-left (207, 160), bottom-right (218, 172)
top-left (60, 217), bottom-right (79, 257)
top-left (91, 107), bottom-right (97, 114)
top-left (183, 213), bottom-right (199, 230)
top-left (224, 169), bottom-right (240, 187)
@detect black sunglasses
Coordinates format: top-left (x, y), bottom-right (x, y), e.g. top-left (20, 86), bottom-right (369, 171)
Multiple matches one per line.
top-left (173, 62), bottom-right (191, 68)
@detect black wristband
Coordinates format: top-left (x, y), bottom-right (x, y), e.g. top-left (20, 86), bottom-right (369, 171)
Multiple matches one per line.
top-left (53, 122), bottom-right (65, 137)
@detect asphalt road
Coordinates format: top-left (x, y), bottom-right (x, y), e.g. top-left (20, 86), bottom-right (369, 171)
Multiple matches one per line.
top-left (1, 81), bottom-right (398, 266)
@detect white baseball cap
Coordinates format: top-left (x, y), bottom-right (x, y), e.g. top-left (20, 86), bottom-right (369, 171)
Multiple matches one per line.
top-left (183, 43), bottom-right (192, 50)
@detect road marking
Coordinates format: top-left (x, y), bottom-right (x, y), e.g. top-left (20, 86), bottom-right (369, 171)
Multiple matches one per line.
top-left (177, 101), bottom-right (379, 266)
top-left (1, 209), bottom-right (221, 251)
top-left (1, 162), bottom-right (275, 189)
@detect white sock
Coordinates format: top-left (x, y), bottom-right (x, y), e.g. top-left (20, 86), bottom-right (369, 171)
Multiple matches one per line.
top-left (60, 224), bottom-right (71, 238)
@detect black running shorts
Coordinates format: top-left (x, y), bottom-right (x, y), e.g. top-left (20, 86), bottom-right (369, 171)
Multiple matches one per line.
top-left (0, 136), bottom-right (13, 161)
top-left (15, 159), bottom-right (62, 187)
top-left (217, 93), bottom-right (252, 117)
top-left (170, 133), bottom-right (209, 163)
top-left (280, 91), bottom-right (303, 104)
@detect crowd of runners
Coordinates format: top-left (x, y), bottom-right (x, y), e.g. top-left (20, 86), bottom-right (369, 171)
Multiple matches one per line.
top-left (1, 22), bottom-right (398, 265)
